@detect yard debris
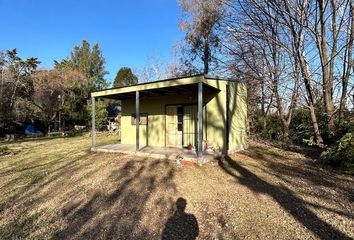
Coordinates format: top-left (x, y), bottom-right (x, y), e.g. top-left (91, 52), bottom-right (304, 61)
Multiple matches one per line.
top-left (181, 160), bottom-right (195, 166)
top-left (175, 154), bottom-right (184, 165)
top-left (175, 154), bottom-right (195, 167)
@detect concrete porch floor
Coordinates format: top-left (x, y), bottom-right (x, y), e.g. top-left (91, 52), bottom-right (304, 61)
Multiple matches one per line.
top-left (91, 144), bottom-right (221, 162)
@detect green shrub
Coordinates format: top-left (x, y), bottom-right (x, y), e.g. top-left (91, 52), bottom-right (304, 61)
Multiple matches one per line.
top-left (336, 121), bottom-right (354, 140)
top-left (255, 113), bottom-right (283, 140)
top-left (86, 99), bottom-right (109, 128)
top-left (0, 146), bottom-right (10, 155)
top-left (320, 132), bottom-right (354, 169)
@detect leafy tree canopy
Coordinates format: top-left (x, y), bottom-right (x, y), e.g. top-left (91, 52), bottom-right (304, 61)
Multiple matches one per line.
top-left (113, 67), bottom-right (138, 87)
top-left (54, 40), bottom-right (108, 90)
top-left (0, 49), bottom-right (40, 127)
top-left (52, 40), bottom-right (109, 125)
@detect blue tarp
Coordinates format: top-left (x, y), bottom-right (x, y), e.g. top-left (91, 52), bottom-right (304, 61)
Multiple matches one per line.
top-left (25, 124), bottom-right (42, 135)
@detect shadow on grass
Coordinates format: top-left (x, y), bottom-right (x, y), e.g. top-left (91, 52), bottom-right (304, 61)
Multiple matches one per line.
top-left (241, 144), bottom-right (354, 203)
top-left (161, 197), bottom-right (199, 240)
top-left (52, 158), bottom-right (177, 239)
top-left (218, 155), bottom-right (352, 240)
top-left (0, 149), bottom-right (179, 239)
top-left (255, 140), bottom-right (322, 159)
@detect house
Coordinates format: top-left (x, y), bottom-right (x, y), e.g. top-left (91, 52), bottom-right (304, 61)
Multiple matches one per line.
top-left (90, 74), bottom-right (247, 161)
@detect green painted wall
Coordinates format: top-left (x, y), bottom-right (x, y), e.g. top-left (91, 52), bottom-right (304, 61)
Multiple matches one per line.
top-left (228, 81), bottom-right (247, 151)
top-left (203, 79), bottom-right (228, 152)
top-left (121, 95), bottom-right (198, 147)
top-left (119, 76), bottom-right (247, 152)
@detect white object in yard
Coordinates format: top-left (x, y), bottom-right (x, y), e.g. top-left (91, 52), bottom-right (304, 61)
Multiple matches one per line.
top-left (108, 121), bottom-right (119, 131)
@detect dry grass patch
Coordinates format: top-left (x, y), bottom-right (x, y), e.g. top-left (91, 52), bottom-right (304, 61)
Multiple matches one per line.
top-left (0, 137), bottom-right (353, 239)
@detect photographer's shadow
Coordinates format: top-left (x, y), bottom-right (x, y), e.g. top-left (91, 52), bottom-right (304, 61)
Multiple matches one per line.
top-left (162, 197), bottom-right (199, 240)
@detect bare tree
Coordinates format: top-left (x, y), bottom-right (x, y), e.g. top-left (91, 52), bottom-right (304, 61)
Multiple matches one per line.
top-left (223, 0), bottom-right (301, 141)
top-left (174, 0), bottom-right (353, 144)
top-left (271, 0), bottom-right (325, 144)
top-left (311, 0), bottom-right (351, 137)
top-left (137, 56), bottom-right (167, 83)
top-left (179, 0), bottom-right (227, 74)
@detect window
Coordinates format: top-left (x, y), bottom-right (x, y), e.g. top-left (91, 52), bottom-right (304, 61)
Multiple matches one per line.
top-left (177, 106), bottom-right (183, 131)
top-left (177, 106), bottom-right (183, 115)
top-left (131, 113), bottom-right (148, 125)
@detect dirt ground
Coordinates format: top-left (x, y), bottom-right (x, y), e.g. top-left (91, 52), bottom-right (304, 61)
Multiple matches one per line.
top-left (0, 136), bottom-right (353, 239)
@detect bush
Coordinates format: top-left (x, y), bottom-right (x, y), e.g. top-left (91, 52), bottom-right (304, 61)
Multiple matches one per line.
top-left (335, 121), bottom-right (354, 140)
top-left (290, 107), bottom-right (324, 145)
top-left (86, 99), bottom-right (109, 128)
top-left (255, 113), bottom-right (283, 140)
top-left (0, 146), bottom-right (10, 155)
top-left (320, 132), bottom-right (354, 169)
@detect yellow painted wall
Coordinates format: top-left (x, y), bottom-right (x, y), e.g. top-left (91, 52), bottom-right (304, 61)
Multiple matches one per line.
top-left (121, 95), bottom-right (198, 147)
top-left (203, 79), bottom-right (228, 152)
top-left (203, 79), bottom-right (247, 151)
top-left (228, 81), bottom-right (247, 151)
top-left (119, 77), bottom-right (247, 152)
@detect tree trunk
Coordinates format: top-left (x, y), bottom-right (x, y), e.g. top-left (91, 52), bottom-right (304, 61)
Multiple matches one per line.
top-left (203, 36), bottom-right (210, 74)
top-left (339, 1), bottom-right (354, 124)
top-left (261, 76), bottom-right (266, 131)
top-left (279, 0), bottom-right (324, 144)
top-left (283, 123), bottom-right (290, 142)
top-left (270, 14), bottom-right (295, 143)
top-left (318, 0), bottom-right (335, 138)
top-left (261, 79), bottom-right (272, 134)
top-left (298, 53), bottom-right (324, 144)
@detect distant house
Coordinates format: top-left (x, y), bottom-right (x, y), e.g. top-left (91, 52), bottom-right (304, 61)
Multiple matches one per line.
top-left (91, 74), bottom-right (247, 159)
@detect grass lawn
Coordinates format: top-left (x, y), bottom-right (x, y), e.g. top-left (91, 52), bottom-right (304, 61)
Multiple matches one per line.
top-left (0, 135), bottom-right (353, 239)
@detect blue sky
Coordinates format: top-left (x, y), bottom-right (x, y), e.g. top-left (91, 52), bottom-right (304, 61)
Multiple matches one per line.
top-left (1, 0), bottom-right (183, 82)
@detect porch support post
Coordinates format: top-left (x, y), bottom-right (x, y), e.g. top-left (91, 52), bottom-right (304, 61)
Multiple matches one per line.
top-left (197, 82), bottom-right (203, 158)
top-left (91, 96), bottom-right (96, 148)
top-left (136, 90), bottom-right (140, 151)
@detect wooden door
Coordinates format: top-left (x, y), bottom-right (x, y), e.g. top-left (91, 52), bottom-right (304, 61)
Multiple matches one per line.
top-left (166, 105), bottom-right (182, 147)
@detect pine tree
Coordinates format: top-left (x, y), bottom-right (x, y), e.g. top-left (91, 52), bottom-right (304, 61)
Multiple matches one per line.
top-left (90, 43), bottom-right (107, 89)
top-left (53, 40), bottom-right (108, 124)
top-left (113, 67), bottom-right (138, 87)
top-left (55, 40), bottom-right (108, 90)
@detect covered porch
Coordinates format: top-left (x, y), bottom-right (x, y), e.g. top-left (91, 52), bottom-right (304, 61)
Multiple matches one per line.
top-left (91, 143), bottom-right (221, 162)
top-left (90, 75), bottom-right (222, 163)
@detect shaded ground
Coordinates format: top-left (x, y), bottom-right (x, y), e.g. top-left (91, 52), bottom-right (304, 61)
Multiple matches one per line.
top-left (0, 137), bottom-right (353, 239)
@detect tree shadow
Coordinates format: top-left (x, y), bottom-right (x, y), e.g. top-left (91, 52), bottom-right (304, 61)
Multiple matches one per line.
top-left (0, 145), bottom-right (178, 239)
top-left (161, 197), bottom-right (199, 240)
top-left (240, 144), bottom-right (354, 203)
top-left (218, 155), bottom-right (352, 240)
top-left (51, 157), bottom-right (177, 239)
top-left (251, 139), bottom-right (322, 160)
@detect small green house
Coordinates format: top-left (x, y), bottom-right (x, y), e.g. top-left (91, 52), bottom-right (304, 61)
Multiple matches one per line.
top-left (91, 74), bottom-right (247, 158)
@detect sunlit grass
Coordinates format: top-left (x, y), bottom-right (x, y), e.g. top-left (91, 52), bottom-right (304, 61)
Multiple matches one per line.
top-left (0, 136), bottom-right (353, 239)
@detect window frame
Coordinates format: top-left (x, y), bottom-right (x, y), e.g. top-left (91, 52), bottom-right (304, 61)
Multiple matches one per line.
top-left (131, 113), bottom-right (148, 125)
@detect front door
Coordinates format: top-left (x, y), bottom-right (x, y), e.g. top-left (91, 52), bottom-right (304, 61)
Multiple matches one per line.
top-left (166, 105), bottom-right (183, 147)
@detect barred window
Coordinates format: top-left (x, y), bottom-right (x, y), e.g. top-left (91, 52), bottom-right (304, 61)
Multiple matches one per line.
top-left (131, 113), bottom-right (148, 125)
